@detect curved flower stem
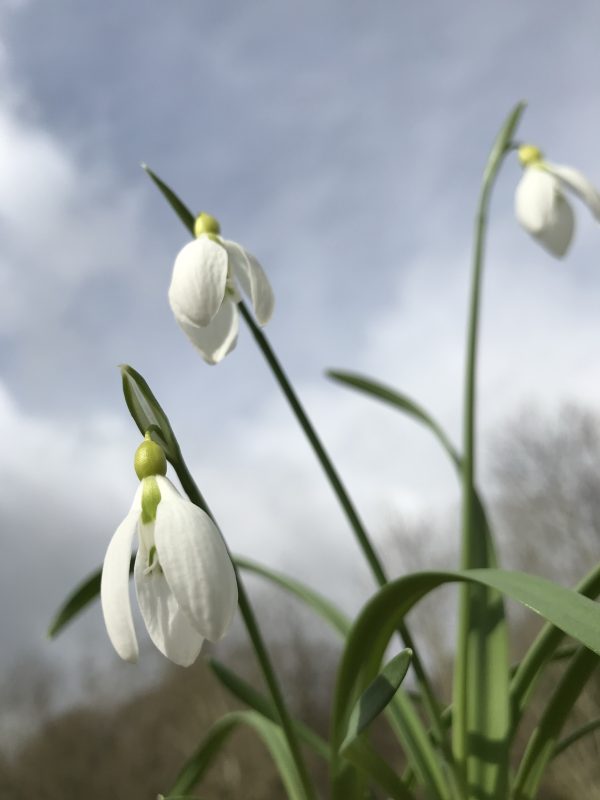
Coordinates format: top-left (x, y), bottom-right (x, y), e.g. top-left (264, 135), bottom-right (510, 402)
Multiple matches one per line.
top-left (452, 103), bottom-right (525, 787)
top-left (237, 300), bottom-right (452, 772)
top-left (172, 452), bottom-right (318, 800)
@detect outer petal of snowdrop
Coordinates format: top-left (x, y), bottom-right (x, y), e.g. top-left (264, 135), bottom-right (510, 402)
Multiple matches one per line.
top-left (515, 169), bottom-right (574, 257)
top-left (153, 476), bottom-right (238, 641)
top-left (101, 510), bottom-right (140, 663)
top-left (176, 297), bottom-right (239, 364)
top-left (224, 240), bottom-right (275, 325)
top-left (545, 163), bottom-right (600, 220)
top-left (169, 237), bottom-right (228, 326)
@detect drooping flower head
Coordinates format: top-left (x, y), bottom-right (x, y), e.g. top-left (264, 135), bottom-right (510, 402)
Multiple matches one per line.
top-left (100, 433), bottom-right (238, 666)
top-left (515, 144), bottom-right (600, 257)
top-left (168, 212), bottom-right (275, 364)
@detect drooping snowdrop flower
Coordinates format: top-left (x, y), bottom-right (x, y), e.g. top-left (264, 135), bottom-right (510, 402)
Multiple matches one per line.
top-left (168, 212), bottom-right (275, 364)
top-left (515, 144), bottom-right (600, 257)
top-left (101, 434), bottom-right (238, 666)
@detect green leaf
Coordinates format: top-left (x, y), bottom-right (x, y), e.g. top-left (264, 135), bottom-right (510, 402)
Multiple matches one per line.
top-left (209, 659), bottom-right (416, 800)
top-left (553, 716), bottom-right (600, 760)
top-left (510, 560), bottom-right (600, 733)
top-left (236, 557), bottom-right (450, 799)
top-left (327, 371), bottom-right (461, 469)
top-left (344, 738), bottom-right (417, 800)
top-left (141, 164), bottom-right (195, 235)
top-left (47, 566), bottom-right (101, 638)
top-left (513, 647), bottom-right (599, 799)
top-left (48, 557), bottom-right (134, 638)
top-left (341, 649), bottom-right (413, 752)
top-left (209, 659), bottom-right (329, 760)
top-left (120, 364), bottom-right (179, 462)
top-left (327, 369), bottom-right (509, 796)
top-left (326, 370), bottom-right (497, 566)
top-left (236, 556), bottom-right (351, 637)
top-left (166, 710), bottom-right (309, 800)
top-left (331, 566), bottom-right (600, 798)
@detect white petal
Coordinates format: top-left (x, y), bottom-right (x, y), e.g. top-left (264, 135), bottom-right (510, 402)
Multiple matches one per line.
top-left (101, 510), bottom-right (139, 662)
top-left (153, 477), bottom-right (238, 641)
top-left (535, 193), bottom-right (574, 257)
top-left (169, 238), bottom-right (228, 327)
top-left (176, 297), bottom-right (239, 364)
top-left (515, 168), bottom-right (575, 257)
top-left (224, 240), bottom-right (275, 325)
top-left (134, 537), bottom-right (204, 667)
top-left (515, 168), bottom-right (560, 234)
top-left (545, 162), bottom-right (600, 221)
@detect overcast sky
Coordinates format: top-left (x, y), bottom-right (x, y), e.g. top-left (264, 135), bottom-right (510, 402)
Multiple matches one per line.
top-left (1, 1), bottom-right (600, 699)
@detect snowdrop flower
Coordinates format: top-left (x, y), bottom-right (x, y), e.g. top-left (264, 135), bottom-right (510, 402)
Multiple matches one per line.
top-left (168, 212), bottom-right (275, 364)
top-left (515, 144), bottom-right (600, 257)
top-left (101, 434), bottom-right (238, 666)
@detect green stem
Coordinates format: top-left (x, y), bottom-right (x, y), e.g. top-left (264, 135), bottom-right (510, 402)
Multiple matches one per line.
top-left (237, 301), bottom-right (453, 778)
top-left (172, 453), bottom-right (318, 800)
top-left (452, 103), bottom-right (525, 785)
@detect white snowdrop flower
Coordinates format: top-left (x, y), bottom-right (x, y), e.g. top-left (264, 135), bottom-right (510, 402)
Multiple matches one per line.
top-left (101, 434), bottom-right (238, 666)
top-left (515, 144), bottom-right (600, 257)
top-left (168, 212), bottom-right (275, 364)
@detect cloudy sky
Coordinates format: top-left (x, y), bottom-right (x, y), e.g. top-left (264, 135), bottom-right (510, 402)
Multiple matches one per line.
top-left (1, 1), bottom-right (600, 696)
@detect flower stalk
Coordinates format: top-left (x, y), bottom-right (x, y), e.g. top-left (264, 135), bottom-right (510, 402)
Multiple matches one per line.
top-left (237, 299), bottom-right (452, 771)
top-left (452, 103), bottom-right (525, 793)
top-left (168, 447), bottom-right (318, 800)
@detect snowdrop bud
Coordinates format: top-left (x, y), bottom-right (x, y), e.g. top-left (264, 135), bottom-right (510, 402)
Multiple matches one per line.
top-left (194, 212), bottom-right (221, 238)
top-left (134, 433), bottom-right (167, 480)
top-left (518, 144), bottom-right (543, 167)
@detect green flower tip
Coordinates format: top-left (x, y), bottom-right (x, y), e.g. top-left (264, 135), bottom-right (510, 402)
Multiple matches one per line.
top-left (194, 211), bottom-right (221, 238)
top-left (134, 432), bottom-right (167, 480)
top-left (518, 143), bottom-right (544, 167)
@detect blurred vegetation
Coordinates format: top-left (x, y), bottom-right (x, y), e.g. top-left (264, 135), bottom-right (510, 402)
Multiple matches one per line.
top-left (1, 404), bottom-right (599, 799)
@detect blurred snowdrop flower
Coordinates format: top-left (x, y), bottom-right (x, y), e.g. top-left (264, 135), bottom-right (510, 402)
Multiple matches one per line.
top-left (515, 144), bottom-right (600, 257)
top-left (101, 434), bottom-right (238, 666)
top-left (168, 212), bottom-right (275, 364)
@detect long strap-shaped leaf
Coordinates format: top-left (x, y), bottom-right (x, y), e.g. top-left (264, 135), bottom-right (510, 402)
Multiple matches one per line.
top-left (166, 710), bottom-right (308, 800)
top-left (210, 659), bottom-right (418, 800)
top-left (209, 658), bottom-right (329, 758)
top-left (510, 560), bottom-right (600, 734)
top-left (512, 647), bottom-right (599, 799)
top-left (236, 558), bottom-right (450, 798)
top-left (327, 369), bottom-right (510, 797)
top-left (330, 566), bottom-right (600, 800)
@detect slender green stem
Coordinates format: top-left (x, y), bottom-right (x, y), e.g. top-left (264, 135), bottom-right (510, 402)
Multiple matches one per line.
top-left (237, 301), bottom-right (453, 777)
top-left (172, 452), bottom-right (318, 800)
top-left (452, 104), bottom-right (525, 786)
